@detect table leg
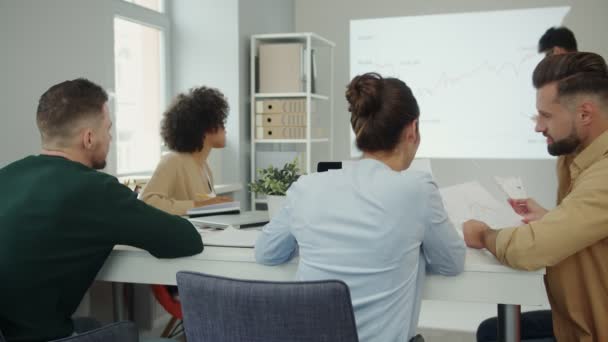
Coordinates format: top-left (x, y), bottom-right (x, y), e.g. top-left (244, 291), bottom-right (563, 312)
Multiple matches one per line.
top-left (112, 283), bottom-right (125, 321)
top-left (497, 303), bottom-right (521, 342)
top-left (111, 283), bottom-right (134, 321)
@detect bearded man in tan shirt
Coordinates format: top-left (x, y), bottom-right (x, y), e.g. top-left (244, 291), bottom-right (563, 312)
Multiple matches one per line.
top-left (464, 52), bottom-right (608, 341)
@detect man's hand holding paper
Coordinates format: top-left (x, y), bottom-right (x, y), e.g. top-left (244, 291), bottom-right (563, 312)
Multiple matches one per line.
top-left (507, 198), bottom-right (548, 223)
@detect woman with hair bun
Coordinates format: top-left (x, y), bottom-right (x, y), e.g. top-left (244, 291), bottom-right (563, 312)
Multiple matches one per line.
top-left (255, 73), bottom-right (465, 341)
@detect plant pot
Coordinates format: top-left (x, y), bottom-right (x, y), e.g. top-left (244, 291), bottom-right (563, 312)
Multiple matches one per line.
top-left (266, 195), bottom-right (287, 220)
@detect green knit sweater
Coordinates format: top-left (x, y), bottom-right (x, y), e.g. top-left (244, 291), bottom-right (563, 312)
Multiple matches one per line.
top-left (0, 155), bottom-right (204, 341)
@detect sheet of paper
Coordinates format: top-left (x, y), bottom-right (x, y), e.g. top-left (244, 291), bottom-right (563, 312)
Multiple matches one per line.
top-left (440, 181), bottom-right (522, 231)
top-left (494, 176), bottom-right (528, 199)
top-left (197, 226), bottom-right (261, 248)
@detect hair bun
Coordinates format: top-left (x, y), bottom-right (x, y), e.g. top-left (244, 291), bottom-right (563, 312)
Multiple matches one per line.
top-left (346, 73), bottom-right (383, 119)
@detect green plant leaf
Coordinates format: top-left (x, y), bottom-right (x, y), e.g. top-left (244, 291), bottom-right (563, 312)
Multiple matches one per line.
top-left (248, 158), bottom-right (302, 195)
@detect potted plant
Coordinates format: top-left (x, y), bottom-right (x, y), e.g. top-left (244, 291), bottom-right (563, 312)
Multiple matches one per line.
top-left (249, 159), bottom-right (301, 219)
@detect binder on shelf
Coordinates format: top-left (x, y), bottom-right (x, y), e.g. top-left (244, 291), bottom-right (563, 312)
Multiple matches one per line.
top-left (255, 99), bottom-right (314, 114)
top-left (256, 126), bottom-right (305, 139)
top-left (256, 113), bottom-right (306, 127)
top-left (259, 43), bottom-right (305, 93)
top-left (256, 127), bottom-right (325, 140)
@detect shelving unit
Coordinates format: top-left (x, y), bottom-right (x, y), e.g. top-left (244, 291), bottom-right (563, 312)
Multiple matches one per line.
top-left (250, 33), bottom-right (335, 208)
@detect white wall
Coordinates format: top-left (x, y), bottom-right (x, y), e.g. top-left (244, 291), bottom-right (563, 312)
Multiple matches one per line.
top-left (295, 0), bottom-right (608, 207)
top-left (0, 0), bottom-right (115, 168)
top-left (171, 0), bottom-right (240, 195)
top-left (0, 0), bottom-right (116, 319)
top-left (171, 0), bottom-right (294, 207)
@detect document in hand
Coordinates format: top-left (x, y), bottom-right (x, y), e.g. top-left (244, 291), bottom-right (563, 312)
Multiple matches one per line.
top-left (439, 181), bottom-right (522, 231)
top-left (187, 201), bottom-right (240, 218)
top-left (494, 176), bottom-right (528, 199)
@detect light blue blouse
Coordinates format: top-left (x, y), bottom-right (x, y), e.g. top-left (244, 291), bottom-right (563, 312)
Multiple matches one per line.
top-left (255, 158), bottom-right (466, 341)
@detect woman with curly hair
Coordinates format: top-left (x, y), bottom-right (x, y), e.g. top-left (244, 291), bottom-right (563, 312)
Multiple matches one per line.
top-left (140, 86), bottom-right (231, 215)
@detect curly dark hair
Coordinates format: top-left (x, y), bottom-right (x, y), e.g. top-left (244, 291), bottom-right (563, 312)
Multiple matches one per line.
top-left (161, 86), bottom-right (229, 152)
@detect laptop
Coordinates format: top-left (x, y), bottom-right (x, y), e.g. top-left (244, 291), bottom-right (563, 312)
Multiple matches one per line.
top-left (189, 210), bottom-right (269, 229)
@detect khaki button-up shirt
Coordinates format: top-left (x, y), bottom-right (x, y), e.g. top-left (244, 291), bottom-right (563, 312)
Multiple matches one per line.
top-left (496, 130), bottom-right (608, 341)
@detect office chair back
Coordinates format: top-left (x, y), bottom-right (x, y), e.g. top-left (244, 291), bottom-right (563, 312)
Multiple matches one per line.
top-left (176, 271), bottom-right (359, 342)
top-left (50, 321), bottom-right (138, 342)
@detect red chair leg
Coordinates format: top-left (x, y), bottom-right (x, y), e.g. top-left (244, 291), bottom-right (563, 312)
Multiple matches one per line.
top-left (161, 316), bottom-right (178, 338)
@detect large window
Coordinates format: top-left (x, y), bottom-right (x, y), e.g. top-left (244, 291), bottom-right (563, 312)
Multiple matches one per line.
top-left (113, 0), bottom-right (168, 175)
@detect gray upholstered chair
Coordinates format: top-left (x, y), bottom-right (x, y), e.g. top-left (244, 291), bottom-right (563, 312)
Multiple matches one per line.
top-left (50, 321), bottom-right (138, 342)
top-left (176, 271), bottom-right (359, 342)
top-left (1, 321), bottom-right (137, 342)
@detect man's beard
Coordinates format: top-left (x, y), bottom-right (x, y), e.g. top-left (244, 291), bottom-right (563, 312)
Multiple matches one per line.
top-left (547, 129), bottom-right (581, 156)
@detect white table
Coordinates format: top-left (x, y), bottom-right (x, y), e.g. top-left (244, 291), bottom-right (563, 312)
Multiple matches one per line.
top-left (97, 242), bottom-right (547, 342)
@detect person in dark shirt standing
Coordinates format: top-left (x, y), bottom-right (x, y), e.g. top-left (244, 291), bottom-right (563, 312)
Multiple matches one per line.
top-left (538, 26), bottom-right (578, 56)
top-left (0, 78), bottom-right (204, 342)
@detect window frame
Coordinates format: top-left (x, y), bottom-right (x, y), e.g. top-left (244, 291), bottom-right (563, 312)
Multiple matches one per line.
top-left (110, 0), bottom-right (171, 177)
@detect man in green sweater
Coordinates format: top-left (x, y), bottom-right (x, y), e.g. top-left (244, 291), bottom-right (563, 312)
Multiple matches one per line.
top-left (0, 79), bottom-right (204, 342)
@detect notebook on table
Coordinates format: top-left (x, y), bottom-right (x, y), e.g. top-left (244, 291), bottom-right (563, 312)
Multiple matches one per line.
top-left (189, 210), bottom-right (269, 229)
top-left (186, 201), bottom-right (240, 218)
